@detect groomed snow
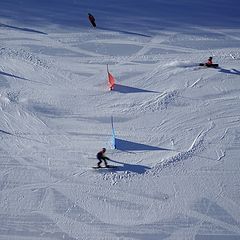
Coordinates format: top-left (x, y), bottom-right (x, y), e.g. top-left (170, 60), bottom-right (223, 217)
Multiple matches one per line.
top-left (0, 0), bottom-right (240, 239)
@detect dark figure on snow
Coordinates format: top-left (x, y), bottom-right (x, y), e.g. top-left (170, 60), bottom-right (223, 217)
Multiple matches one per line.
top-left (199, 56), bottom-right (218, 68)
top-left (96, 148), bottom-right (110, 167)
top-left (88, 13), bottom-right (96, 27)
top-left (205, 56), bottom-right (213, 66)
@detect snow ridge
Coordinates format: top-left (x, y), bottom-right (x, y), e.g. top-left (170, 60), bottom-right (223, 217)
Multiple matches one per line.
top-left (0, 47), bottom-right (51, 69)
top-left (139, 90), bottom-right (179, 112)
top-left (103, 122), bottom-right (215, 184)
top-left (151, 122), bottom-right (215, 175)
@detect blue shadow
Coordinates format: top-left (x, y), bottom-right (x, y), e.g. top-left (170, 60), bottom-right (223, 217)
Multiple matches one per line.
top-left (0, 71), bottom-right (28, 80)
top-left (219, 68), bottom-right (240, 75)
top-left (0, 71), bottom-right (49, 85)
top-left (0, 129), bottom-right (13, 135)
top-left (0, 0), bottom-right (239, 31)
top-left (113, 84), bottom-right (159, 94)
top-left (193, 198), bottom-right (239, 226)
top-left (115, 138), bottom-right (170, 151)
top-left (0, 23), bottom-right (47, 35)
top-left (98, 27), bottom-right (151, 38)
top-left (108, 159), bottom-right (151, 174)
top-left (0, 129), bottom-right (45, 143)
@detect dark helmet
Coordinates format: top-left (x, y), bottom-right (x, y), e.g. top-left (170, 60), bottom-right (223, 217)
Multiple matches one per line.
top-left (209, 57), bottom-right (212, 59)
top-left (102, 148), bottom-right (106, 152)
top-left (88, 13), bottom-right (92, 16)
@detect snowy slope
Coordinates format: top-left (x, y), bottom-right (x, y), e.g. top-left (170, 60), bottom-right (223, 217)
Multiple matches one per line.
top-left (0, 0), bottom-right (240, 239)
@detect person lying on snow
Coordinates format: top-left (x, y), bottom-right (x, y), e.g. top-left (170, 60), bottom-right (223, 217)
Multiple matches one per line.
top-left (96, 148), bottom-right (110, 167)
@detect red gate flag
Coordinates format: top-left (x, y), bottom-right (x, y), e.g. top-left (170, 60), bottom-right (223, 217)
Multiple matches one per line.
top-left (107, 65), bottom-right (115, 90)
top-left (108, 72), bottom-right (115, 90)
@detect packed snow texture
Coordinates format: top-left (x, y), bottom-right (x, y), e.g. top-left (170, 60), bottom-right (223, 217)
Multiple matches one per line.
top-left (0, 0), bottom-right (240, 239)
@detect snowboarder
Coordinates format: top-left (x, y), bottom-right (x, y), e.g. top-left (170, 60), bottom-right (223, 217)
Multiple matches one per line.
top-left (88, 13), bottom-right (96, 27)
top-left (96, 148), bottom-right (110, 167)
top-left (199, 56), bottom-right (218, 68)
top-left (205, 56), bottom-right (213, 66)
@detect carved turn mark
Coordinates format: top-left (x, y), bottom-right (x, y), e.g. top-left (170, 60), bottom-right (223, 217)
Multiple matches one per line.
top-left (216, 149), bottom-right (226, 161)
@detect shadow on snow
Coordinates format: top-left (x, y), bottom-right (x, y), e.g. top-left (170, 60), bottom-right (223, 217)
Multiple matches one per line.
top-left (0, 129), bottom-right (45, 143)
top-left (0, 71), bottom-right (50, 85)
top-left (0, 71), bottom-right (28, 80)
top-left (109, 159), bottom-right (151, 174)
top-left (0, 129), bottom-right (13, 135)
top-left (0, 23), bottom-right (47, 35)
top-left (0, 0), bottom-right (239, 31)
top-left (98, 27), bottom-right (151, 38)
top-left (113, 84), bottom-right (159, 94)
top-left (96, 139), bottom-right (170, 174)
top-left (219, 68), bottom-right (240, 75)
top-left (115, 138), bottom-right (170, 152)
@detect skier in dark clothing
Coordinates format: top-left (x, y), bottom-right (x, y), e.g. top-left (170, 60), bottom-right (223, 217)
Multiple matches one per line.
top-left (88, 13), bottom-right (96, 27)
top-left (96, 148), bottom-right (110, 167)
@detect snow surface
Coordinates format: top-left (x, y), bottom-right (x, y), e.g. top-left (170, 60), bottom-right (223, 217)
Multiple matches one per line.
top-left (0, 0), bottom-right (240, 239)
